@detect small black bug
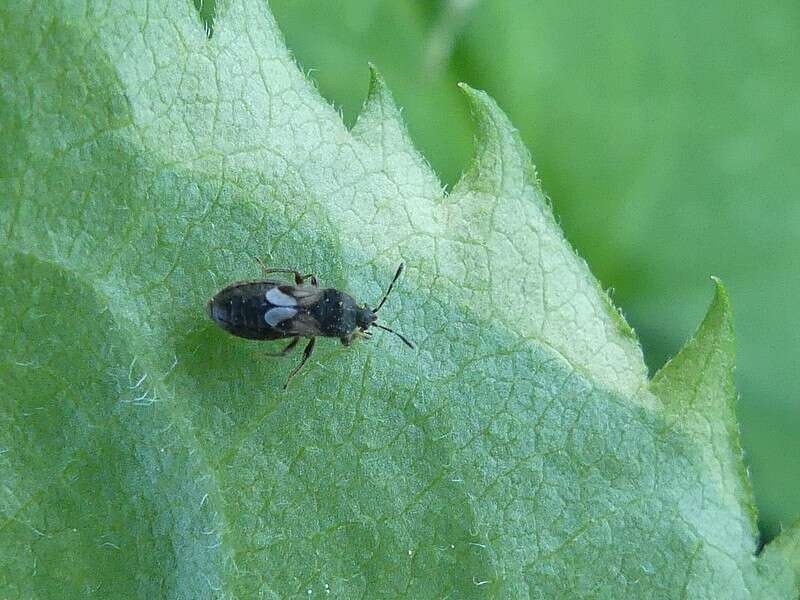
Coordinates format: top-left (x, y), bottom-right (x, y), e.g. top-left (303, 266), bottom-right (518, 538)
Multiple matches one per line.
top-left (207, 260), bottom-right (414, 388)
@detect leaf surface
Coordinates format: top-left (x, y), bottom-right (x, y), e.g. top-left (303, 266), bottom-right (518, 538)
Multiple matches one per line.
top-left (1, 2), bottom-right (798, 597)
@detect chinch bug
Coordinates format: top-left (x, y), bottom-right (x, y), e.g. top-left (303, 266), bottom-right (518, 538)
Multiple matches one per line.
top-left (207, 260), bottom-right (415, 388)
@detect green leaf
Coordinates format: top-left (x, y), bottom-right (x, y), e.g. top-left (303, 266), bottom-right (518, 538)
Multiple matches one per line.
top-left (1, 2), bottom-right (797, 598)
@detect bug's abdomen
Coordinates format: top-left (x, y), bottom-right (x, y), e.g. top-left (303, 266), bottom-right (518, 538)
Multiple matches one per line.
top-left (207, 282), bottom-right (286, 340)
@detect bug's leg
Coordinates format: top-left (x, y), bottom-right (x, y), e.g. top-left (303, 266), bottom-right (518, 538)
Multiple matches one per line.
top-left (262, 268), bottom-right (305, 285)
top-left (284, 337), bottom-right (316, 389)
top-left (255, 256), bottom-right (272, 275)
top-left (255, 259), bottom-right (308, 285)
top-left (302, 274), bottom-right (319, 287)
top-left (264, 336), bottom-right (300, 357)
top-left (353, 330), bottom-right (372, 342)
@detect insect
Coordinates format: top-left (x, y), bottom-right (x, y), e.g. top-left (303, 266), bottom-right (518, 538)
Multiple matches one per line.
top-left (207, 260), bottom-right (415, 388)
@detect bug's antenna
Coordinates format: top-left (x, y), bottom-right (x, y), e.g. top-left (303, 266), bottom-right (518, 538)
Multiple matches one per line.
top-left (373, 324), bottom-right (415, 349)
top-left (373, 262), bottom-right (405, 313)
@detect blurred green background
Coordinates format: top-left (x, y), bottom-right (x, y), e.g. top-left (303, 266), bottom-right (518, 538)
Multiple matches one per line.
top-left (216, 0), bottom-right (800, 540)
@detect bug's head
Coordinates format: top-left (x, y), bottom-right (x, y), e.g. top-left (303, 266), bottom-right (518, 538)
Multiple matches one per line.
top-left (355, 306), bottom-right (378, 329)
top-left (358, 262), bottom-right (415, 349)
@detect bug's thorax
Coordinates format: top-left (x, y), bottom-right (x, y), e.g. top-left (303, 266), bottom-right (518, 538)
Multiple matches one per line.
top-left (310, 288), bottom-right (367, 338)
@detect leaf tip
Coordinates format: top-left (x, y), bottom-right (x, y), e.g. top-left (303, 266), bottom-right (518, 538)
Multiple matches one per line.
top-left (456, 81), bottom-right (484, 107)
top-left (649, 275), bottom-right (738, 424)
top-left (705, 275), bottom-right (734, 346)
top-left (351, 63), bottom-right (442, 195)
top-left (353, 62), bottom-right (404, 139)
top-left (366, 62), bottom-right (387, 102)
top-left (709, 274), bottom-right (731, 313)
top-left (758, 520), bottom-right (800, 595)
top-left (454, 82), bottom-right (540, 195)
top-left (456, 82), bottom-right (507, 142)
top-left (653, 276), bottom-right (734, 391)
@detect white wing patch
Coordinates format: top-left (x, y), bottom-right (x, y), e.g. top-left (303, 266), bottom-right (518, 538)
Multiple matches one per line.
top-left (265, 307), bottom-right (298, 327)
top-left (266, 287), bottom-right (297, 306)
